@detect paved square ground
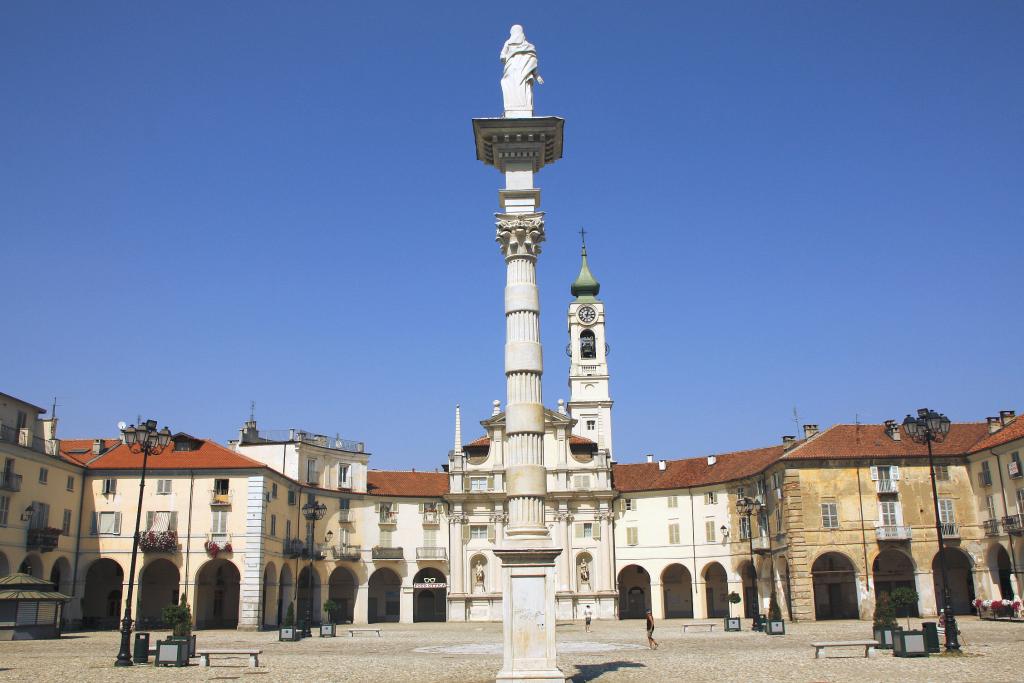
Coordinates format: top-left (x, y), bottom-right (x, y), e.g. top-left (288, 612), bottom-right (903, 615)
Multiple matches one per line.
top-left (0, 617), bottom-right (1020, 682)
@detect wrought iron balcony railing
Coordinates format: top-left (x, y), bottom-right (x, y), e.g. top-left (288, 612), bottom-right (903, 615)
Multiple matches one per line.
top-left (875, 479), bottom-right (898, 494)
top-left (210, 490), bottom-right (232, 506)
top-left (983, 519), bottom-right (1001, 536)
top-left (939, 522), bottom-right (959, 539)
top-left (0, 471), bottom-right (22, 492)
top-left (875, 525), bottom-right (912, 541)
top-left (372, 546), bottom-right (404, 560)
top-left (330, 544), bottom-right (361, 561)
top-left (416, 546), bottom-right (447, 560)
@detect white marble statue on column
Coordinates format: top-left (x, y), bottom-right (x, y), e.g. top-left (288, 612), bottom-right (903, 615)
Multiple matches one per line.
top-left (474, 560), bottom-right (486, 593)
top-left (578, 558), bottom-right (591, 588)
top-left (500, 24), bottom-right (543, 117)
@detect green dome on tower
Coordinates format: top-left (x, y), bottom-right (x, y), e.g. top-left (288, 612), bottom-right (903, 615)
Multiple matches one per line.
top-left (571, 245), bottom-right (600, 302)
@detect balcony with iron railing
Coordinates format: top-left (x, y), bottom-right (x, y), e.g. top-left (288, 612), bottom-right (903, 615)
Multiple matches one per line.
top-left (330, 544), bottom-right (361, 561)
top-left (876, 525), bottom-right (912, 541)
top-left (0, 471), bottom-right (22, 492)
top-left (372, 546), bottom-right (403, 560)
top-left (1002, 513), bottom-right (1024, 535)
top-left (939, 522), bottom-right (960, 539)
top-left (416, 546), bottom-right (447, 561)
top-left (983, 519), bottom-right (1002, 536)
top-left (26, 527), bottom-right (62, 552)
top-left (378, 511), bottom-right (398, 525)
top-left (210, 490), bottom-right (232, 506)
top-left (338, 509), bottom-right (353, 523)
top-left (0, 424), bottom-right (57, 456)
top-left (875, 479), bottom-right (899, 494)
top-left (750, 536), bottom-right (771, 553)
top-left (252, 428), bottom-right (365, 453)
top-left (422, 510), bottom-right (440, 525)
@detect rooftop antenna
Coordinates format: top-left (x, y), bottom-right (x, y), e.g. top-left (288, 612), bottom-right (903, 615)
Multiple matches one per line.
top-left (249, 400), bottom-right (256, 422)
top-left (792, 404), bottom-right (800, 437)
top-left (51, 396), bottom-right (60, 418)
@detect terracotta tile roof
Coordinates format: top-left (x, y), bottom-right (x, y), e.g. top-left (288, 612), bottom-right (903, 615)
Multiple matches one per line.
top-left (969, 415), bottom-right (1024, 453)
top-left (366, 470), bottom-right (448, 497)
top-left (570, 435), bottom-right (596, 445)
top-left (465, 436), bottom-right (489, 449)
top-left (782, 422), bottom-right (990, 460)
top-left (60, 437), bottom-right (267, 471)
top-left (613, 444), bottom-right (787, 493)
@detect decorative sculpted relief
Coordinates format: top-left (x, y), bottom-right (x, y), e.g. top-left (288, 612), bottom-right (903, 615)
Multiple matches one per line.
top-left (496, 213), bottom-right (545, 258)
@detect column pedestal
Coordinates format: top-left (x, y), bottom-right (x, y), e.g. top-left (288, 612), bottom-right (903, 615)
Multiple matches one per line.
top-left (494, 545), bottom-right (568, 683)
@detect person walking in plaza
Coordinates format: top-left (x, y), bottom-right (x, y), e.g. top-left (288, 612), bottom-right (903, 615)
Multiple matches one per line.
top-left (645, 609), bottom-right (658, 649)
top-left (583, 604), bottom-right (593, 633)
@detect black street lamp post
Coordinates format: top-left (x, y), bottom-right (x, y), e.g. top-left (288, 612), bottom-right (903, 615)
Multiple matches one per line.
top-left (902, 408), bottom-right (960, 652)
top-left (115, 419), bottom-right (172, 667)
top-left (300, 499), bottom-right (327, 638)
top-left (736, 494), bottom-right (764, 631)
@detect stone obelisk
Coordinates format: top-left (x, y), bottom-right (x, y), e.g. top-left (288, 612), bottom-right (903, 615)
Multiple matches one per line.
top-left (473, 25), bottom-right (568, 683)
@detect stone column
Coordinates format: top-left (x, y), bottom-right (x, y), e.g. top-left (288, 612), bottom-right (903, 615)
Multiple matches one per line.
top-left (450, 513), bottom-right (467, 594)
top-left (600, 512), bottom-right (614, 592)
top-left (400, 584), bottom-right (414, 624)
top-left (353, 584), bottom-right (368, 625)
top-left (556, 511), bottom-right (572, 591)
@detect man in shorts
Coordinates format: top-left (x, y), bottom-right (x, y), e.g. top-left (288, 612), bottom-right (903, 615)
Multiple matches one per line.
top-left (583, 604), bottom-right (593, 632)
top-left (645, 609), bottom-right (658, 649)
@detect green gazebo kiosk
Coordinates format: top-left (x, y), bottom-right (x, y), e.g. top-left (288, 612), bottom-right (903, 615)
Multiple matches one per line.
top-left (0, 573), bottom-right (70, 640)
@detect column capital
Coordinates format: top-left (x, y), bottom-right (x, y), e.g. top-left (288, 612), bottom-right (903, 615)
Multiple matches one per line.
top-left (496, 212), bottom-right (545, 258)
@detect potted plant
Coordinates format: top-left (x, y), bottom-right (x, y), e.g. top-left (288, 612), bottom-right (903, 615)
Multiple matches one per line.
top-left (158, 595), bottom-right (194, 664)
top-left (872, 593), bottom-right (897, 649)
top-left (320, 599), bottom-right (338, 637)
top-left (765, 591), bottom-right (785, 635)
top-left (889, 588), bottom-right (927, 658)
top-left (279, 603), bottom-right (300, 641)
top-left (724, 591), bottom-right (742, 631)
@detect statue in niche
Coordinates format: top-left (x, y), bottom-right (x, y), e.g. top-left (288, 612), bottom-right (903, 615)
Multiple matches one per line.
top-left (578, 558), bottom-right (591, 586)
top-left (474, 560), bottom-right (486, 591)
top-left (500, 24), bottom-right (543, 115)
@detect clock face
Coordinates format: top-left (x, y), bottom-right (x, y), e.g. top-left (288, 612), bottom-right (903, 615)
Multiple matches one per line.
top-left (577, 305), bottom-right (597, 324)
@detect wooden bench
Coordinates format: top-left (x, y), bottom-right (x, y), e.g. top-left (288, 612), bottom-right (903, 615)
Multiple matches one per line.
top-left (683, 622), bottom-right (718, 633)
top-left (349, 628), bottom-right (382, 637)
top-left (196, 648), bottom-right (262, 668)
top-left (811, 640), bottom-right (878, 659)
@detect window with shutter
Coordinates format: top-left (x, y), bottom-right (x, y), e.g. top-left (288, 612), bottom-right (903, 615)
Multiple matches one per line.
top-left (985, 495), bottom-right (996, 521)
top-left (938, 499), bottom-right (954, 524)
top-left (668, 523), bottom-right (680, 544)
top-left (0, 496), bottom-right (8, 527)
top-left (470, 525), bottom-right (487, 540)
top-left (270, 514), bottom-right (277, 537)
top-left (593, 522), bottom-right (601, 540)
top-left (705, 519), bottom-right (716, 542)
top-left (879, 501), bottom-right (900, 527)
top-left (704, 491), bottom-right (717, 505)
top-left (487, 524), bottom-right (496, 542)
top-left (667, 495), bottom-right (677, 508)
top-left (626, 527), bottom-right (638, 546)
top-left (66, 476), bottom-right (74, 492)
top-left (739, 516), bottom-right (750, 540)
top-left (821, 503), bottom-right (839, 529)
top-left (62, 509), bottom-right (72, 534)
top-left (574, 523), bottom-right (583, 539)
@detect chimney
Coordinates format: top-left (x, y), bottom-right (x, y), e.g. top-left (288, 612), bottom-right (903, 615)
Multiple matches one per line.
top-left (1001, 410), bottom-right (1016, 426)
top-left (707, 455), bottom-right (716, 466)
top-left (781, 435), bottom-right (796, 445)
top-left (988, 416), bottom-right (1002, 434)
top-left (658, 460), bottom-right (666, 471)
top-left (802, 424), bottom-right (819, 440)
top-left (646, 454), bottom-right (654, 464)
top-left (884, 420), bottom-right (901, 441)
top-left (92, 439), bottom-right (104, 455)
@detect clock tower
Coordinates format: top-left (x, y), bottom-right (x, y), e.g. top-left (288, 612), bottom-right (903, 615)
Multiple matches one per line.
top-left (567, 239), bottom-right (614, 456)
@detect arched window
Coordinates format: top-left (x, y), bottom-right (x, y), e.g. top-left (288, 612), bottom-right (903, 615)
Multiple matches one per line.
top-left (580, 330), bottom-right (596, 359)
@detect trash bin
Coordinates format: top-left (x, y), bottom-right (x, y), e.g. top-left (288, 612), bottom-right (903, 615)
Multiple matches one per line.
top-left (133, 632), bottom-right (151, 664)
top-left (921, 622), bottom-right (941, 653)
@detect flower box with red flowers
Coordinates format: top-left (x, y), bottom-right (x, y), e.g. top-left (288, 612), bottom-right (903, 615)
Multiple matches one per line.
top-left (139, 530), bottom-right (179, 553)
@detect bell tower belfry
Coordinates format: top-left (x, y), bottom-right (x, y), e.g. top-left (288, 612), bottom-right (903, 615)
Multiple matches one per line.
top-left (567, 234), bottom-right (614, 456)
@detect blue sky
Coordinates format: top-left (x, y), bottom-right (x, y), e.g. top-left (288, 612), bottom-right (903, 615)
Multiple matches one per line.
top-left (2, 2), bottom-right (1021, 469)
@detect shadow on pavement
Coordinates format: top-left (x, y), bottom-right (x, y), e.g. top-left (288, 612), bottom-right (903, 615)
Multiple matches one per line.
top-left (571, 660), bottom-right (645, 682)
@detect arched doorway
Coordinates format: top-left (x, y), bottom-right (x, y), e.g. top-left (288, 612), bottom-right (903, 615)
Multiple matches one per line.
top-left (873, 549), bottom-right (919, 618)
top-left (413, 567), bottom-right (447, 622)
top-left (617, 565), bottom-right (651, 619)
top-left (0, 551), bottom-right (9, 577)
top-left (278, 565), bottom-right (294, 625)
top-left (82, 558), bottom-right (123, 629)
top-left (368, 568), bottom-right (402, 623)
top-left (661, 564), bottom-right (693, 618)
top-left (990, 545), bottom-right (1014, 600)
top-left (811, 552), bottom-right (858, 619)
top-left (19, 554), bottom-right (42, 578)
top-left (933, 548), bottom-right (974, 615)
top-left (703, 562), bottom-right (728, 618)
top-left (49, 556), bottom-right (71, 595)
top-left (328, 566), bottom-right (357, 623)
top-left (138, 559), bottom-right (180, 628)
top-left (297, 566), bottom-right (322, 627)
top-left (262, 563), bottom-right (277, 628)
top-left (195, 559), bottom-right (240, 629)
top-left (739, 562), bottom-right (758, 618)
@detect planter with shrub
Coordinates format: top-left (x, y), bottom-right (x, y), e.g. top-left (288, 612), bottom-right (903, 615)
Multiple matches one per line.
top-left (724, 592), bottom-right (742, 631)
top-left (279, 603), bottom-right (301, 641)
top-left (765, 592), bottom-right (785, 635)
top-left (872, 593), bottom-right (897, 650)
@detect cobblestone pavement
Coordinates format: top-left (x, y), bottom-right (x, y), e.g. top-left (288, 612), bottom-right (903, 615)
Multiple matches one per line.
top-left (1, 617), bottom-right (1021, 682)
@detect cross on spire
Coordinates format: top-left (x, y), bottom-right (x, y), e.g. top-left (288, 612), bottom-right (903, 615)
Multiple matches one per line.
top-left (579, 227), bottom-right (587, 247)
